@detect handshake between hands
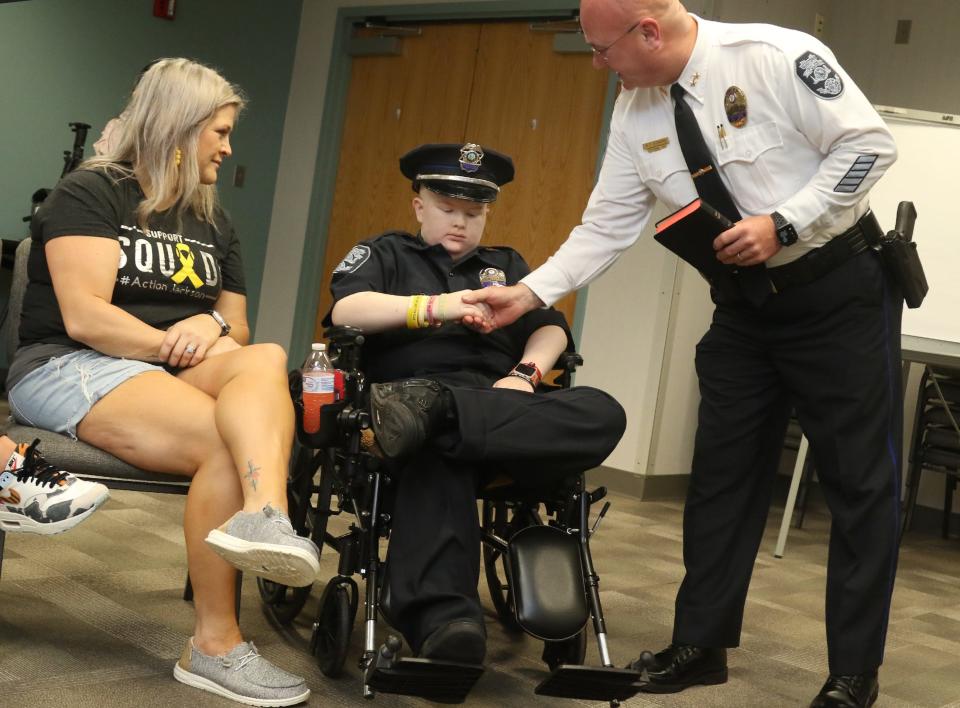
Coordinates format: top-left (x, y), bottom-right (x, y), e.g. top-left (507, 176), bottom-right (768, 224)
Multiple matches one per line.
top-left (452, 283), bottom-right (544, 334)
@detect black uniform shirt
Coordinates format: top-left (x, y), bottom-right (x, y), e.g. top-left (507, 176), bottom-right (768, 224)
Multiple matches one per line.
top-left (324, 230), bottom-right (572, 385)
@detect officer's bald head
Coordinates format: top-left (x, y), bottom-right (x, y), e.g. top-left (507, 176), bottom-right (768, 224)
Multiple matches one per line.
top-left (580, 0), bottom-right (683, 29)
top-left (580, 0), bottom-right (694, 89)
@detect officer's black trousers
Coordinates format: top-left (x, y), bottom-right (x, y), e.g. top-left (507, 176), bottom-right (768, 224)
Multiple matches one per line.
top-left (672, 250), bottom-right (903, 675)
top-left (385, 383), bottom-right (626, 652)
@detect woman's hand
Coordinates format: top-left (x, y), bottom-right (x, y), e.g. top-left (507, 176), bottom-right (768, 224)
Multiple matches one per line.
top-left (492, 375), bottom-right (535, 393)
top-left (159, 313), bottom-right (223, 367)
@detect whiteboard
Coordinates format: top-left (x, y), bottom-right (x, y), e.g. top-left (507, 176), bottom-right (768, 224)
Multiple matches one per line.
top-left (869, 115), bottom-right (960, 344)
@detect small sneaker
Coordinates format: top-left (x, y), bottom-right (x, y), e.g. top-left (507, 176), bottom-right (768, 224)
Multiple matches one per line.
top-left (0, 439), bottom-right (109, 535)
top-left (369, 379), bottom-right (444, 458)
top-left (205, 504), bottom-right (320, 587)
top-left (174, 638), bottom-right (310, 707)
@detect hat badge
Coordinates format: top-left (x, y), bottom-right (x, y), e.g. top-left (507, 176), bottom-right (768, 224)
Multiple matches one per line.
top-left (459, 143), bottom-right (484, 174)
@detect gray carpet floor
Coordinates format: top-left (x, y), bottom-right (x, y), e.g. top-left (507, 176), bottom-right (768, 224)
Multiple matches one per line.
top-left (1, 489), bottom-right (959, 707)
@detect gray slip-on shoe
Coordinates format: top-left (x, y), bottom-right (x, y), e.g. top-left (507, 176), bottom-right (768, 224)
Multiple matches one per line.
top-left (174, 638), bottom-right (310, 707)
top-left (205, 504), bottom-right (320, 587)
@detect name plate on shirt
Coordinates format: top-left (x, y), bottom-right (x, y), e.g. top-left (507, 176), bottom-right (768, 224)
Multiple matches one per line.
top-left (643, 137), bottom-right (670, 152)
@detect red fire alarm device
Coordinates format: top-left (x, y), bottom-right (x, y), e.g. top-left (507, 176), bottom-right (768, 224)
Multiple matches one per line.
top-left (153, 0), bottom-right (176, 20)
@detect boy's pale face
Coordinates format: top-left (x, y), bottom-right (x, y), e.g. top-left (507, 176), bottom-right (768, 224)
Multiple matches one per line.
top-left (413, 189), bottom-right (489, 260)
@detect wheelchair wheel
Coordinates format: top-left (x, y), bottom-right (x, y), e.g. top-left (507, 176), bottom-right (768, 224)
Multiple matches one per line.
top-left (481, 500), bottom-right (539, 633)
top-left (311, 577), bottom-right (358, 678)
top-left (542, 628), bottom-right (587, 671)
top-left (257, 579), bottom-right (313, 626)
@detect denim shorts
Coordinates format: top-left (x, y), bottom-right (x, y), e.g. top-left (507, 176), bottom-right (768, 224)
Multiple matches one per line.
top-left (7, 350), bottom-right (165, 439)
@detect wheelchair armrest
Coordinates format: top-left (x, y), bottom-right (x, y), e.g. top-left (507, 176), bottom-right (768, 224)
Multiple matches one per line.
top-left (324, 325), bottom-right (366, 346)
top-left (551, 352), bottom-right (583, 390)
top-left (323, 325), bottom-right (366, 372)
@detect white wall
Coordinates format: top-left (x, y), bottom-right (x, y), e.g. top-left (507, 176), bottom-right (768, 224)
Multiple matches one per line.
top-left (825, 0), bottom-right (960, 117)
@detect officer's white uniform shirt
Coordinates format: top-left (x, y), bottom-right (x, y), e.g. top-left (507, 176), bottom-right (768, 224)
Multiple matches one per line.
top-left (524, 15), bottom-right (898, 307)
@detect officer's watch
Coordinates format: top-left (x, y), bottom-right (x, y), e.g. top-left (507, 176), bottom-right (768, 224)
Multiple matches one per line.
top-left (771, 211), bottom-right (798, 247)
top-left (508, 361), bottom-right (542, 389)
top-left (207, 309), bottom-right (231, 336)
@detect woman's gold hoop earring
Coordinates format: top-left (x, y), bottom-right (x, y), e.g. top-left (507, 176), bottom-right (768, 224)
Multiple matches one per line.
top-left (175, 148), bottom-right (182, 167)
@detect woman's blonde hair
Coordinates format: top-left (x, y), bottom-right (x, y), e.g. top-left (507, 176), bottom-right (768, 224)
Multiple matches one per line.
top-left (84, 58), bottom-right (246, 230)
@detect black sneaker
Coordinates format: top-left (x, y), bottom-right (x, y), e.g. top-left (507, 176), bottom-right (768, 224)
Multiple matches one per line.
top-left (810, 672), bottom-right (878, 707)
top-left (0, 440), bottom-right (109, 535)
top-left (369, 379), bottom-right (444, 459)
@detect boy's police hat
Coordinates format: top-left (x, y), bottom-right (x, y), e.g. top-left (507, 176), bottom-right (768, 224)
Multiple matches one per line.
top-left (399, 143), bottom-right (514, 203)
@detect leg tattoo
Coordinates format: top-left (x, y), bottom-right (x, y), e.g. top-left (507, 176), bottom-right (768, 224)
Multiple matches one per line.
top-left (244, 460), bottom-right (261, 492)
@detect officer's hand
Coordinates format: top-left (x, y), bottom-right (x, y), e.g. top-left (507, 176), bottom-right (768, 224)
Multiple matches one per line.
top-left (462, 284), bottom-right (544, 333)
top-left (445, 290), bottom-right (493, 326)
top-left (714, 215), bottom-right (781, 267)
top-left (492, 375), bottom-right (535, 393)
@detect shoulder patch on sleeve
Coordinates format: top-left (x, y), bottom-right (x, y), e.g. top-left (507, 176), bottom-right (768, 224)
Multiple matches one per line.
top-left (333, 244), bottom-right (371, 274)
top-left (795, 51), bottom-right (844, 99)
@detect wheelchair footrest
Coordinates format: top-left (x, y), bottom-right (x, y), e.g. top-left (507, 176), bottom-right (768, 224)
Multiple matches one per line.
top-left (534, 665), bottom-right (645, 702)
top-left (366, 658), bottom-right (484, 704)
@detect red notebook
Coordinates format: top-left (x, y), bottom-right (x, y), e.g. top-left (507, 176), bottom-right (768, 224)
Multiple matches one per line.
top-left (654, 199), bottom-right (734, 278)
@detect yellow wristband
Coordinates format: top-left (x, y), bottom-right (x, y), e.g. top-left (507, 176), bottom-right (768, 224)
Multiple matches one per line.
top-left (406, 295), bottom-right (422, 329)
top-left (417, 294), bottom-right (429, 328)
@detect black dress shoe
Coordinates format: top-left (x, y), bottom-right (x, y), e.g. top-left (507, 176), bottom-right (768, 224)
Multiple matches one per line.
top-left (810, 672), bottom-right (878, 707)
top-left (369, 379), bottom-right (444, 458)
top-left (419, 619), bottom-right (486, 665)
top-left (628, 643), bottom-right (727, 693)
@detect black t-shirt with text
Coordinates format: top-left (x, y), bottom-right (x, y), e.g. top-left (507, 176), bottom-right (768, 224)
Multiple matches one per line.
top-left (8, 167), bottom-right (245, 388)
top-left (20, 166), bottom-right (245, 347)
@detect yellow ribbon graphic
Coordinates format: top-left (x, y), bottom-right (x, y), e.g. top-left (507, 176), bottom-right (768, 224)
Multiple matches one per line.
top-left (171, 243), bottom-right (203, 288)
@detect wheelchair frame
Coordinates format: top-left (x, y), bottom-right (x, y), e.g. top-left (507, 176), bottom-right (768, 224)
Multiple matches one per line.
top-left (259, 326), bottom-right (643, 704)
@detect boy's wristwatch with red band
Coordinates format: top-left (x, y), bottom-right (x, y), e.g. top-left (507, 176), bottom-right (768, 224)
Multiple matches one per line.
top-left (508, 361), bottom-right (542, 388)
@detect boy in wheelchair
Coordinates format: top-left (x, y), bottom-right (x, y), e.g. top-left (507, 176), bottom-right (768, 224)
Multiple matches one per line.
top-left (324, 144), bottom-right (628, 682)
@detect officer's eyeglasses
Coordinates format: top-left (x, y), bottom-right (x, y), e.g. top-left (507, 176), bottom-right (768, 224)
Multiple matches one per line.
top-left (585, 21), bottom-right (641, 62)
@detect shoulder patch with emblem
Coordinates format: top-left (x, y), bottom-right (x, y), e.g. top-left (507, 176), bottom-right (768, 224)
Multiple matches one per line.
top-left (333, 244), bottom-right (371, 274)
top-left (795, 51), bottom-right (844, 99)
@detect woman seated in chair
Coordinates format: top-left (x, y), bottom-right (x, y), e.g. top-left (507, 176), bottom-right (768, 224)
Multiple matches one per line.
top-left (325, 143), bottom-right (627, 667)
top-left (5, 58), bottom-right (316, 708)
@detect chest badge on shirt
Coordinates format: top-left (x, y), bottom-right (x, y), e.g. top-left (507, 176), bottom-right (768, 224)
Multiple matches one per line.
top-left (795, 51), bottom-right (844, 99)
top-left (479, 267), bottom-right (506, 288)
top-left (643, 137), bottom-right (670, 152)
top-left (724, 86), bottom-right (748, 128)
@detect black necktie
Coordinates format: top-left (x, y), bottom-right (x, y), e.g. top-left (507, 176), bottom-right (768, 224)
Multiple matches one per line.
top-left (671, 83), bottom-right (770, 306)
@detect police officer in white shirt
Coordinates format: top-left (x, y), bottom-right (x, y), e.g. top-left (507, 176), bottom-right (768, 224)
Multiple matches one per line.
top-left (465, 1), bottom-right (901, 706)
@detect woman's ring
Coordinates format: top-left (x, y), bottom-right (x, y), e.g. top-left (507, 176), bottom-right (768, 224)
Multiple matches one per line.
top-left (736, 251), bottom-right (744, 261)
top-left (185, 344), bottom-right (197, 355)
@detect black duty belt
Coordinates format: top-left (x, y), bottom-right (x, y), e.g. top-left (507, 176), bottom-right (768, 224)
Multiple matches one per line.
top-left (767, 211), bottom-right (883, 293)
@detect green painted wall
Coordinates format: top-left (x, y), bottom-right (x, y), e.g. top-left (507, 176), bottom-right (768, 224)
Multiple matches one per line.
top-left (0, 0), bottom-right (303, 338)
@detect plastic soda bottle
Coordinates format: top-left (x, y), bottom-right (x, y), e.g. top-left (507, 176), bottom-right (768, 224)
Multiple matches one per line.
top-left (302, 343), bottom-right (336, 434)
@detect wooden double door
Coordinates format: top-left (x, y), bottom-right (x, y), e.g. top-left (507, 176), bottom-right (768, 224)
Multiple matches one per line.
top-left (313, 20), bottom-right (611, 338)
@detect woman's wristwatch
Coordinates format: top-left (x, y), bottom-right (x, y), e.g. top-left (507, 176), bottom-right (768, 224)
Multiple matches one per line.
top-left (207, 309), bottom-right (231, 336)
top-left (508, 361), bottom-right (542, 389)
